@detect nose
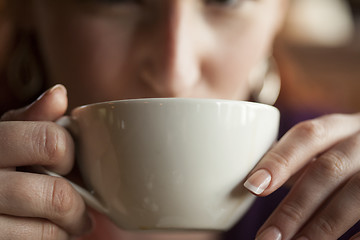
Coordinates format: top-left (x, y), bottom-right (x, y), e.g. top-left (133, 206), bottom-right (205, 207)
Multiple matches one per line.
top-left (136, 2), bottom-right (202, 97)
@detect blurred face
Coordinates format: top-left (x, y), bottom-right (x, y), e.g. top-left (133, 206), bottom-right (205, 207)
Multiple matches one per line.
top-left (31, 0), bottom-right (284, 109)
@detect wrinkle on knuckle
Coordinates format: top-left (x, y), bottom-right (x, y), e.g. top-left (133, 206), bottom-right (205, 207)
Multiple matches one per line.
top-left (314, 150), bottom-right (349, 181)
top-left (293, 120), bottom-right (326, 144)
top-left (41, 221), bottom-right (61, 240)
top-left (32, 123), bottom-right (65, 165)
top-left (267, 150), bottom-right (291, 170)
top-left (278, 201), bottom-right (304, 224)
top-left (49, 178), bottom-right (75, 221)
top-left (315, 216), bottom-right (337, 236)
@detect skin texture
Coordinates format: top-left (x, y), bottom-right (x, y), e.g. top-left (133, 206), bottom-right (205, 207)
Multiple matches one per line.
top-left (3, 0), bottom-right (360, 240)
top-left (32, 0), bottom-right (283, 108)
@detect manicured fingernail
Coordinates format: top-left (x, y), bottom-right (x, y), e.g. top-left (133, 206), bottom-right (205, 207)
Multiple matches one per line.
top-left (244, 169), bottom-right (271, 195)
top-left (256, 226), bottom-right (282, 240)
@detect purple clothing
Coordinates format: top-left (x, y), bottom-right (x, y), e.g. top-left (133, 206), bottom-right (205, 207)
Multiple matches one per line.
top-left (222, 105), bottom-right (360, 239)
top-left (223, 187), bottom-right (360, 239)
top-left (223, 186), bottom-right (290, 240)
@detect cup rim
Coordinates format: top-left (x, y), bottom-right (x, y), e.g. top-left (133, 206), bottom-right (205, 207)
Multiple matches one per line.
top-left (72, 98), bottom-right (279, 114)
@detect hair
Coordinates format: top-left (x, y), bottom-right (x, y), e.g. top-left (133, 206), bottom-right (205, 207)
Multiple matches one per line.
top-left (0, 0), bottom-right (45, 113)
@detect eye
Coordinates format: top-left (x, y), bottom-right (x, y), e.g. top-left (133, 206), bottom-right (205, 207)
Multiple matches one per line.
top-left (205, 0), bottom-right (241, 7)
top-left (84, 0), bottom-right (142, 4)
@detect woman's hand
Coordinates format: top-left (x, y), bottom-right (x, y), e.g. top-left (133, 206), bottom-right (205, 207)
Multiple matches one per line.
top-left (0, 85), bottom-right (92, 239)
top-left (244, 113), bottom-right (360, 240)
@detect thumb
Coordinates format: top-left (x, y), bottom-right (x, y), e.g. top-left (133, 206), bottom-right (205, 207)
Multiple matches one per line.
top-left (1, 84), bottom-right (68, 121)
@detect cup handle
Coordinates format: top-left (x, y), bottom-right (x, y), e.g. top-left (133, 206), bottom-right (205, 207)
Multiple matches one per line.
top-left (32, 166), bottom-right (108, 215)
top-left (29, 116), bottom-right (110, 215)
top-left (56, 116), bottom-right (80, 138)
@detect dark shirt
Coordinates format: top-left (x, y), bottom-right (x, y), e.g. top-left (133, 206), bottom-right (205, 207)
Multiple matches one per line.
top-left (223, 187), bottom-right (360, 240)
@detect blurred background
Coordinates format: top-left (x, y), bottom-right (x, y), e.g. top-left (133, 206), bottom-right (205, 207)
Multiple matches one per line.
top-left (275, 0), bottom-right (360, 114)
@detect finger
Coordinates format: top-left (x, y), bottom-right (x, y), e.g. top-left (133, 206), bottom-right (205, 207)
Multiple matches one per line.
top-left (0, 121), bottom-right (74, 174)
top-left (1, 84), bottom-right (67, 122)
top-left (351, 232), bottom-right (360, 240)
top-left (256, 132), bottom-right (360, 239)
top-left (295, 171), bottom-right (360, 239)
top-left (0, 215), bottom-right (69, 240)
top-left (0, 171), bottom-right (93, 236)
top-left (244, 113), bottom-right (360, 196)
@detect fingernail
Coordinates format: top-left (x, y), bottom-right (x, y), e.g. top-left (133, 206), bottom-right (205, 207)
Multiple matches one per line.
top-left (244, 169), bottom-right (271, 195)
top-left (35, 84), bottom-right (67, 102)
top-left (256, 226), bottom-right (282, 240)
top-left (49, 84), bottom-right (67, 95)
top-left (83, 212), bottom-right (95, 234)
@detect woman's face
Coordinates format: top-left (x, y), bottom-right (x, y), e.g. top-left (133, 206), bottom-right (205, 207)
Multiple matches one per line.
top-left (31, 0), bottom-right (284, 109)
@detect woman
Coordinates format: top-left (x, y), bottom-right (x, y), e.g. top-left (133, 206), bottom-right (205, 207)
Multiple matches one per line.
top-left (1, 0), bottom-right (360, 239)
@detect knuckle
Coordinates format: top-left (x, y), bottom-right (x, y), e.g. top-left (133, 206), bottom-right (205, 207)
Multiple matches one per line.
top-left (314, 150), bottom-right (349, 181)
top-left (293, 120), bottom-right (326, 143)
top-left (48, 178), bottom-right (75, 221)
top-left (32, 123), bottom-right (66, 164)
top-left (347, 173), bottom-right (360, 201)
top-left (41, 221), bottom-right (64, 240)
top-left (267, 150), bottom-right (291, 169)
top-left (315, 216), bottom-right (337, 236)
top-left (278, 201), bottom-right (304, 224)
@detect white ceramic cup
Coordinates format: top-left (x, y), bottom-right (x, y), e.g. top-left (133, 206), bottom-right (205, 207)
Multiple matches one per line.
top-left (47, 98), bottom-right (279, 231)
